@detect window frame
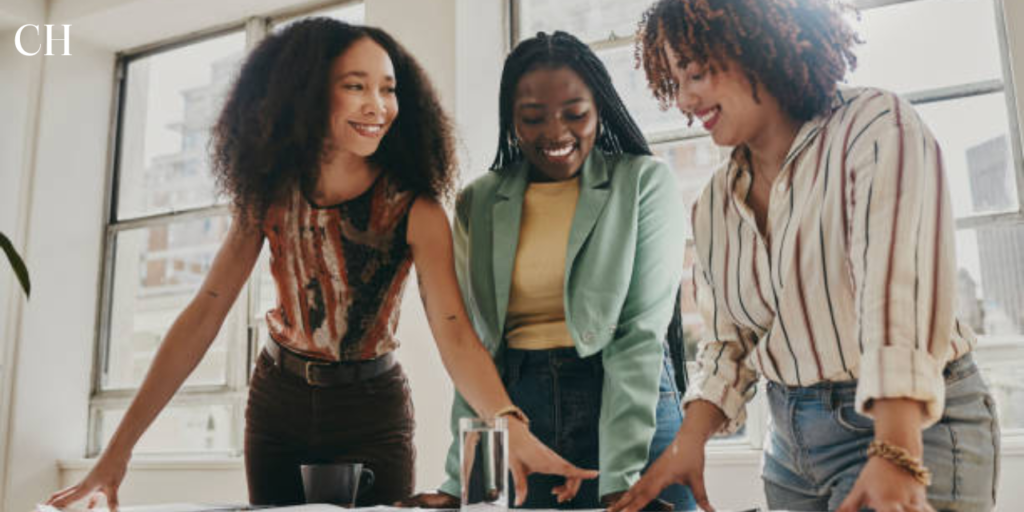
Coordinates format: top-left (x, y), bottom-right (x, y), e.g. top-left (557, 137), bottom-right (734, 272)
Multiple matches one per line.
top-left (511, 0), bottom-right (1024, 449)
top-left (89, 0), bottom-right (363, 459)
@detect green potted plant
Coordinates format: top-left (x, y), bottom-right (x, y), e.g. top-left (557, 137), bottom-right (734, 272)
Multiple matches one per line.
top-left (1, 232), bottom-right (30, 297)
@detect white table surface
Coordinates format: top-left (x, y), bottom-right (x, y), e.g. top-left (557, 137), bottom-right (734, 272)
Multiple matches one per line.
top-left (44, 505), bottom-right (777, 512)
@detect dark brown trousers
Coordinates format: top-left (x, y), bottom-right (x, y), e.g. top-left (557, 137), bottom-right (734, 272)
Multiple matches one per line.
top-left (244, 350), bottom-right (416, 506)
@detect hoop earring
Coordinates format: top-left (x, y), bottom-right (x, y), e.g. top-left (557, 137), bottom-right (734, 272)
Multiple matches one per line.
top-left (510, 129), bottom-right (523, 150)
top-left (597, 117), bottom-right (610, 147)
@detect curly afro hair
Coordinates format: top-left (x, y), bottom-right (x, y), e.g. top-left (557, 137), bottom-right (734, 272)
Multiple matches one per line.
top-left (636, 0), bottom-right (860, 122)
top-left (212, 18), bottom-right (456, 228)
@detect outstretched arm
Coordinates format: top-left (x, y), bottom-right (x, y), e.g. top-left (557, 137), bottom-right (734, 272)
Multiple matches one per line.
top-left (406, 197), bottom-right (598, 505)
top-left (45, 216), bottom-right (264, 511)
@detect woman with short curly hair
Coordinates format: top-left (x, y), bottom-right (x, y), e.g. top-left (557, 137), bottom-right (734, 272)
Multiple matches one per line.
top-left (612, 1), bottom-right (1000, 511)
top-left (46, 18), bottom-right (596, 510)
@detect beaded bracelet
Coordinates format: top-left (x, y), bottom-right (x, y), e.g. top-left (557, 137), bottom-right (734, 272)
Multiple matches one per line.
top-left (867, 440), bottom-right (933, 486)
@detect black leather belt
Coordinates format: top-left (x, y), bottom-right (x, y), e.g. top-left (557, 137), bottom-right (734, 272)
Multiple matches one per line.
top-left (265, 339), bottom-right (397, 387)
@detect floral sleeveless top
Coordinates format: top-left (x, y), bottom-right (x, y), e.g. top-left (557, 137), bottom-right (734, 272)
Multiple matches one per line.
top-left (262, 174), bottom-right (415, 361)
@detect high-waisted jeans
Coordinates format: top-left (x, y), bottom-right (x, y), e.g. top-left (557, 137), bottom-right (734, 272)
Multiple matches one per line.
top-left (504, 346), bottom-right (696, 510)
top-left (244, 349), bottom-right (416, 506)
top-left (763, 353), bottom-right (1000, 511)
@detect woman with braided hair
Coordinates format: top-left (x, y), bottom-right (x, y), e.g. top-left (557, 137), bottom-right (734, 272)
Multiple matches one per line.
top-left (400, 30), bottom-right (695, 510)
top-left (611, 1), bottom-right (1000, 511)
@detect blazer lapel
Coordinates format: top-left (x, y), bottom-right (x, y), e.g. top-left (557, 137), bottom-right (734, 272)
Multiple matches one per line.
top-left (491, 161), bottom-right (529, 334)
top-left (565, 151), bottom-right (611, 272)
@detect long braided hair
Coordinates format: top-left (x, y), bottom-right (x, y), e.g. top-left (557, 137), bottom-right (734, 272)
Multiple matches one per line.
top-left (490, 30), bottom-right (650, 170)
top-left (491, 30), bottom-right (689, 392)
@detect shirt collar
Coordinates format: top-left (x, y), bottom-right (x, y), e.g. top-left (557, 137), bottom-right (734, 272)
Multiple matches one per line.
top-left (726, 85), bottom-right (863, 190)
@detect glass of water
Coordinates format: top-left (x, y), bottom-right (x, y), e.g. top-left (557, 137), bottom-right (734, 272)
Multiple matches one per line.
top-left (459, 417), bottom-right (508, 512)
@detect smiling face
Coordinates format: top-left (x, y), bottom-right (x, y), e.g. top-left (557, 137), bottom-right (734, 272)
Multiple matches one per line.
top-left (512, 66), bottom-right (598, 182)
top-left (327, 37), bottom-right (399, 158)
top-left (663, 42), bottom-right (787, 148)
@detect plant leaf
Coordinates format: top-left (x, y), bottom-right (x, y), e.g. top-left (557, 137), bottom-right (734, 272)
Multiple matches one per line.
top-left (0, 232), bottom-right (30, 298)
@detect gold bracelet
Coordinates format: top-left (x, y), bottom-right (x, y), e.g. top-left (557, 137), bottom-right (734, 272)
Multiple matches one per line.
top-left (867, 440), bottom-right (932, 486)
top-left (493, 404), bottom-right (530, 426)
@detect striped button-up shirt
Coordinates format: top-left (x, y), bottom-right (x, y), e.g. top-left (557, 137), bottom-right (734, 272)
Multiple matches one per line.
top-left (684, 86), bottom-right (975, 432)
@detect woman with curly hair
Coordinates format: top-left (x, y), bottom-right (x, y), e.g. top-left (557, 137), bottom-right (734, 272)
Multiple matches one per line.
top-left (45, 18), bottom-right (595, 510)
top-left (611, 1), bottom-right (1000, 511)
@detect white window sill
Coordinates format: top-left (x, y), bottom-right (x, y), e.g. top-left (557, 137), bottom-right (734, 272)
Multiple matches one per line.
top-left (59, 457), bottom-right (244, 471)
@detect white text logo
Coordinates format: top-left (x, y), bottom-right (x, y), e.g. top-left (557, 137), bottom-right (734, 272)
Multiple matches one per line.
top-left (15, 25), bottom-right (72, 56)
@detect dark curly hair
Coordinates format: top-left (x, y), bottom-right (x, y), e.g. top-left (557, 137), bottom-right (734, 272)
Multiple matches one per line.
top-left (212, 18), bottom-right (456, 228)
top-left (491, 31), bottom-right (651, 170)
top-left (636, 0), bottom-right (860, 122)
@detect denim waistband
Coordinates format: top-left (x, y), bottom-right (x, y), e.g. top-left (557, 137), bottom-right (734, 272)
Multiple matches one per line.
top-left (504, 347), bottom-right (602, 382)
top-left (769, 352), bottom-right (976, 399)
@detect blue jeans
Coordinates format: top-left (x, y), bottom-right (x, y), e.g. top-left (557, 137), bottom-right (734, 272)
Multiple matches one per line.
top-left (763, 353), bottom-right (1000, 511)
top-left (504, 346), bottom-right (696, 510)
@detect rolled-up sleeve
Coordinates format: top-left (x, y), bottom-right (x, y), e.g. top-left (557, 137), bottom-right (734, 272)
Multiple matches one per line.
top-left (847, 92), bottom-right (953, 427)
top-left (682, 241), bottom-right (759, 435)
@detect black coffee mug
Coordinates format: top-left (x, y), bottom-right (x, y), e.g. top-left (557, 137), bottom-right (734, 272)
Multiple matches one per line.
top-left (300, 462), bottom-right (375, 507)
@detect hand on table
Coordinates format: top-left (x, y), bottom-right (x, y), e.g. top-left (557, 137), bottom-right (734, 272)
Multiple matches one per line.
top-left (608, 432), bottom-right (713, 512)
top-left (44, 452), bottom-right (128, 511)
top-left (836, 457), bottom-right (935, 512)
top-left (507, 418), bottom-right (598, 506)
top-left (394, 492), bottom-right (460, 508)
top-left (394, 419), bottom-right (596, 508)
top-left (601, 491), bottom-right (672, 511)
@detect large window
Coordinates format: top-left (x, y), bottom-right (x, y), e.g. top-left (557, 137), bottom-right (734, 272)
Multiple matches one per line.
top-left (514, 0), bottom-right (1024, 445)
top-left (91, 1), bottom-right (364, 457)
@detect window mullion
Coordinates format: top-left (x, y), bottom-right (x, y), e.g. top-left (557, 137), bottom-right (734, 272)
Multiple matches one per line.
top-left (110, 204), bottom-right (233, 233)
top-left (850, 0), bottom-right (919, 11)
top-left (955, 210), bottom-right (1024, 231)
top-left (95, 227), bottom-right (119, 394)
top-left (902, 79), bottom-right (1004, 106)
top-left (92, 386), bottom-right (243, 406)
top-left (245, 15), bottom-right (269, 50)
top-left (239, 7), bottom-right (265, 387)
top-left (993, 0), bottom-right (1024, 213)
top-left (589, 34), bottom-right (636, 52)
top-left (646, 130), bottom-right (710, 147)
top-left (509, 0), bottom-right (521, 52)
top-left (92, 58), bottom-right (130, 398)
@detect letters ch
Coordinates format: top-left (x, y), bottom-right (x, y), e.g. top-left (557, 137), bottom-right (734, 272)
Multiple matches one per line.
top-left (15, 25), bottom-right (72, 56)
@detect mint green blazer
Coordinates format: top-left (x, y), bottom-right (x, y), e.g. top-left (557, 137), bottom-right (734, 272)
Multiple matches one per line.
top-left (438, 150), bottom-right (687, 498)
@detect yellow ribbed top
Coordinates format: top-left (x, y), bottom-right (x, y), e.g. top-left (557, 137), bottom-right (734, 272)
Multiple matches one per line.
top-left (505, 177), bottom-right (579, 350)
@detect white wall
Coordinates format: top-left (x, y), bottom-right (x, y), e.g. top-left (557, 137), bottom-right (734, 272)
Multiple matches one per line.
top-left (0, 0), bottom-right (45, 31)
top-left (5, 0), bottom-right (1024, 510)
top-left (0, 23), bottom-right (43, 512)
top-left (2, 36), bottom-right (116, 512)
top-left (0, 29), bottom-right (42, 374)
